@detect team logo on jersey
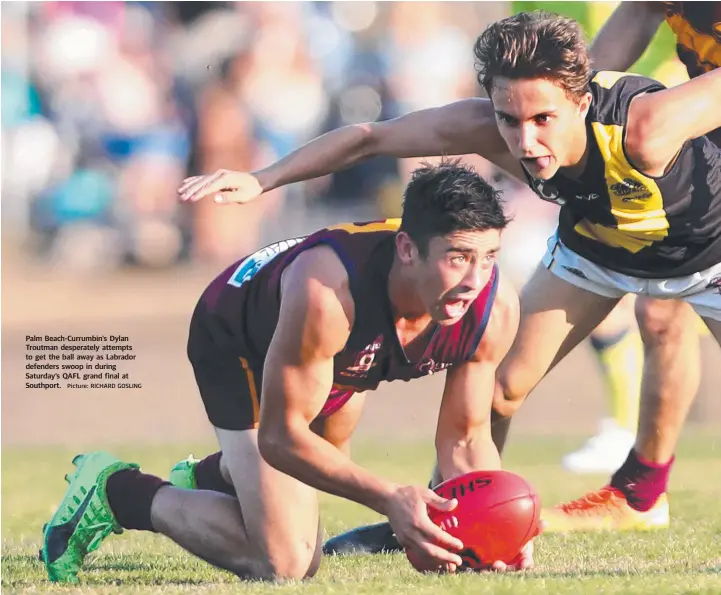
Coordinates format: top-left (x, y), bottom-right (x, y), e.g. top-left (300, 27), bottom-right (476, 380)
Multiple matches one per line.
top-left (417, 358), bottom-right (452, 375)
top-left (342, 335), bottom-right (383, 378)
top-left (610, 178), bottom-right (652, 202)
top-left (706, 275), bottom-right (721, 295)
top-left (531, 178), bottom-right (566, 205)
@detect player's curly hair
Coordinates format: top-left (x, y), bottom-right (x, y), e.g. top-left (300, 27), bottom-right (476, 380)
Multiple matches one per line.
top-left (473, 11), bottom-right (591, 100)
top-left (399, 158), bottom-right (510, 258)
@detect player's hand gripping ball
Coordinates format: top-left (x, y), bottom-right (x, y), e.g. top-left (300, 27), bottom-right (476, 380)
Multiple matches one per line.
top-left (408, 470), bottom-right (541, 572)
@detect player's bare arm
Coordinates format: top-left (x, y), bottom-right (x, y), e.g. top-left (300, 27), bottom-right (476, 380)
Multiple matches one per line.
top-left (435, 274), bottom-right (530, 573)
top-left (625, 67), bottom-right (721, 175)
top-left (177, 99), bottom-right (523, 205)
top-left (259, 245), bottom-right (465, 567)
top-left (589, 1), bottom-right (667, 71)
top-left (435, 274), bottom-right (520, 481)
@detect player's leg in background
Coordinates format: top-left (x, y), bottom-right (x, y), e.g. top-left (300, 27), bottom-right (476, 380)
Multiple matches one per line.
top-left (492, 261), bottom-right (621, 451)
top-left (562, 294), bottom-right (643, 474)
top-left (602, 299), bottom-right (701, 519)
top-left (700, 315), bottom-right (721, 354)
top-left (544, 298), bottom-right (700, 533)
top-left (631, 299), bottom-right (702, 466)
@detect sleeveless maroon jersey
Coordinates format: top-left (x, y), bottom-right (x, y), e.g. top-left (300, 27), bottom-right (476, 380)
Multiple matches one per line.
top-left (198, 219), bottom-right (499, 416)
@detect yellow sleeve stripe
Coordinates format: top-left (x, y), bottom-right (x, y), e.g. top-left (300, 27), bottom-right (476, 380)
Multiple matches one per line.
top-left (326, 219), bottom-right (401, 234)
top-left (591, 70), bottom-right (643, 90)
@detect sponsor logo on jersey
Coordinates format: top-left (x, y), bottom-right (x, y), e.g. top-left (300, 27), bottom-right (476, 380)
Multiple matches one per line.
top-left (610, 178), bottom-right (652, 202)
top-left (574, 193), bottom-right (599, 202)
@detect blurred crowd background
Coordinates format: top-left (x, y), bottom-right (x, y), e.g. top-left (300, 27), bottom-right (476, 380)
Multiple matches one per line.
top-left (2, 0), bottom-right (690, 281)
top-left (5, 2), bottom-right (719, 447)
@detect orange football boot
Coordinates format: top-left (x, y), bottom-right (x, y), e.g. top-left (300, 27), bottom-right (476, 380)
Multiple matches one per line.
top-left (542, 486), bottom-right (669, 533)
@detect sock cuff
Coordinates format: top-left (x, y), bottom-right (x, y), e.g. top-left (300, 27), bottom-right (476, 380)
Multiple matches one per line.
top-left (633, 449), bottom-right (675, 469)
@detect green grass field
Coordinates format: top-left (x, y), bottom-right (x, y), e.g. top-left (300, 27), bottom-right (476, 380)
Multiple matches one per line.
top-left (3, 435), bottom-right (720, 594)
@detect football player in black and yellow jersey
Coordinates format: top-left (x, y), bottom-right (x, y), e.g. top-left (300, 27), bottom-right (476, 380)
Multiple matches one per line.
top-left (178, 11), bottom-right (721, 541)
top-left (517, 0), bottom-right (720, 477)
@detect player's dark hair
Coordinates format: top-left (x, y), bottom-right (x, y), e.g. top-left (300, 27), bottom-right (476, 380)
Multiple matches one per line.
top-left (399, 158), bottom-right (510, 258)
top-left (473, 11), bottom-right (591, 100)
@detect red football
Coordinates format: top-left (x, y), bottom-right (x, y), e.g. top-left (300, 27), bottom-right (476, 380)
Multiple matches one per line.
top-left (408, 470), bottom-right (541, 572)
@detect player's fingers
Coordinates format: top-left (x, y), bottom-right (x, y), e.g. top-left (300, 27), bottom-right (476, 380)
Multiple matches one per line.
top-left (213, 191), bottom-right (242, 205)
top-left (519, 555), bottom-right (534, 570)
top-left (179, 171), bottom-right (225, 202)
top-left (177, 175), bottom-right (202, 195)
top-left (421, 521), bottom-right (464, 551)
top-left (178, 175), bottom-right (216, 201)
top-left (491, 560), bottom-right (508, 572)
top-left (420, 542), bottom-right (464, 567)
top-left (425, 491), bottom-right (458, 512)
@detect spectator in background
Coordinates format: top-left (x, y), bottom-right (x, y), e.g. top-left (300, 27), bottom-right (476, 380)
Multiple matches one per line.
top-left (21, 2), bottom-right (193, 271)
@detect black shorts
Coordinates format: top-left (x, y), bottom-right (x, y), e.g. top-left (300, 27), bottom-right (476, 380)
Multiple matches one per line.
top-left (187, 300), bottom-right (264, 431)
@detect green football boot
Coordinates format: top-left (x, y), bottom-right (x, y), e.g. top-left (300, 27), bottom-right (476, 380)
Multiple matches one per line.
top-left (168, 454), bottom-right (199, 490)
top-left (40, 451), bottom-right (139, 583)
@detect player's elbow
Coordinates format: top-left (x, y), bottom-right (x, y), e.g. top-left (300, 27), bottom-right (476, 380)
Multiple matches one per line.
top-left (257, 424), bottom-right (294, 471)
top-left (351, 122), bottom-right (381, 160)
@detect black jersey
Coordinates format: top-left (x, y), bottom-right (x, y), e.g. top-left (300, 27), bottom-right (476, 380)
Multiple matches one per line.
top-left (525, 70), bottom-right (721, 278)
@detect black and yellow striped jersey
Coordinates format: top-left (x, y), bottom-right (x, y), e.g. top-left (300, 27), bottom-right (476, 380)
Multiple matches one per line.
top-left (664, 2), bottom-right (721, 78)
top-left (664, 2), bottom-right (721, 145)
top-left (525, 70), bottom-right (721, 278)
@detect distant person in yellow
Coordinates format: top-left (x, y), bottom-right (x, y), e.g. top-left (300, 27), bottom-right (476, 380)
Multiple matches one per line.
top-left (513, 1), bottom-right (711, 475)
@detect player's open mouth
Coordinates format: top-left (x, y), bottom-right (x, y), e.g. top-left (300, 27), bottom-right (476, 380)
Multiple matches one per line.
top-left (522, 156), bottom-right (551, 170)
top-left (444, 298), bottom-right (470, 319)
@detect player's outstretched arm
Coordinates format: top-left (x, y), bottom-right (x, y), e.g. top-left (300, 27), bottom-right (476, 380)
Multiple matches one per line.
top-left (435, 275), bottom-right (520, 482)
top-left (259, 246), bottom-right (464, 569)
top-left (435, 275), bottom-right (528, 572)
top-left (626, 67), bottom-right (721, 174)
top-left (589, 1), bottom-right (666, 72)
top-left (177, 99), bottom-right (522, 205)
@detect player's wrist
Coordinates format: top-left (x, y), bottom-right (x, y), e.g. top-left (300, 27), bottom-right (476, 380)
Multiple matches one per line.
top-left (252, 168), bottom-right (276, 194)
top-left (367, 480), bottom-right (402, 516)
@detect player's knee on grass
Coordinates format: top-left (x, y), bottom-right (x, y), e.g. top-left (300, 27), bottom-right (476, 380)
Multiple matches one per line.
top-left (635, 298), bottom-right (693, 345)
top-left (253, 521), bottom-right (323, 581)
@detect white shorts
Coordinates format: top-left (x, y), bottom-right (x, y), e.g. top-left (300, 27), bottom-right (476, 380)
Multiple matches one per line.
top-left (542, 231), bottom-right (721, 322)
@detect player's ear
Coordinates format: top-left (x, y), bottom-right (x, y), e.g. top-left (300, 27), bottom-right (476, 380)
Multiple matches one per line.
top-left (577, 92), bottom-right (592, 119)
top-left (395, 231), bottom-right (418, 265)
